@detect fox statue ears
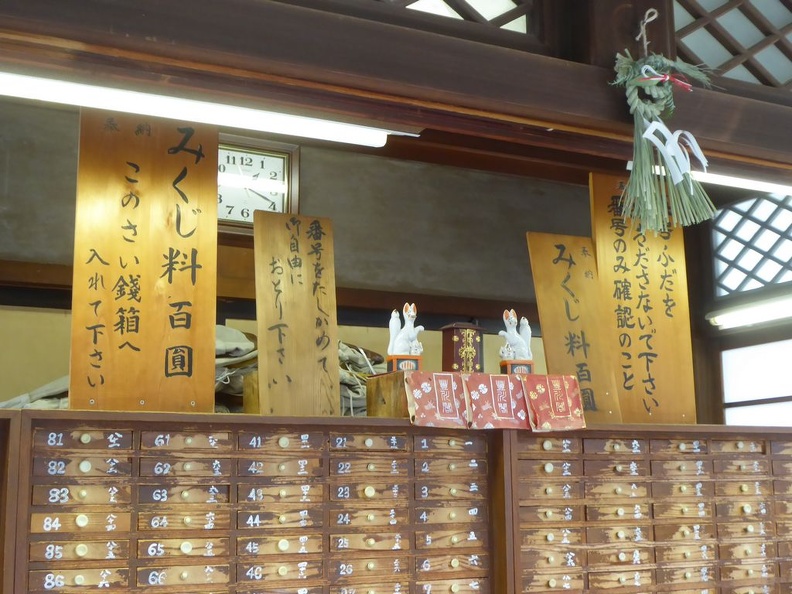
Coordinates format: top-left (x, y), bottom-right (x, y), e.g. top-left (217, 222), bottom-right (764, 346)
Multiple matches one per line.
top-left (403, 303), bottom-right (417, 316)
top-left (502, 308), bottom-right (517, 321)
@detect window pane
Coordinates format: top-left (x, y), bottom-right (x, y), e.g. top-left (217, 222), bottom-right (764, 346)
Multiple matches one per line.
top-left (725, 401), bottom-right (792, 426)
top-left (722, 338), bottom-right (792, 403)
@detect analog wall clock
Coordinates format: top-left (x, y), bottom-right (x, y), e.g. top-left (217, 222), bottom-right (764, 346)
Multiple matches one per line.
top-left (217, 134), bottom-right (299, 233)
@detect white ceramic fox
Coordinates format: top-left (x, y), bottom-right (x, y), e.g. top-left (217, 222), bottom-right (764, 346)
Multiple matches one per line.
top-left (498, 308), bottom-right (532, 360)
top-left (387, 302), bottom-right (424, 356)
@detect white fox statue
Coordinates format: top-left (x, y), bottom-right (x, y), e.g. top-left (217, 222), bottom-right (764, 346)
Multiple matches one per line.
top-left (387, 303), bottom-right (424, 356)
top-left (498, 309), bottom-right (533, 361)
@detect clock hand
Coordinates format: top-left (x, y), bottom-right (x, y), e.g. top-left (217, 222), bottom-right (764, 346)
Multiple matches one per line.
top-left (244, 188), bottom-right (277, 209)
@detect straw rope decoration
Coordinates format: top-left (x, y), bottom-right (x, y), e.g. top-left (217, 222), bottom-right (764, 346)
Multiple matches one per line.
top-left (612, 9), bottom-right (716, 233)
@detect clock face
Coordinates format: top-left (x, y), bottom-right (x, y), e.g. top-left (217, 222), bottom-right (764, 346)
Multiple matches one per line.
top-left (217, 144), bottom-right (290, 227)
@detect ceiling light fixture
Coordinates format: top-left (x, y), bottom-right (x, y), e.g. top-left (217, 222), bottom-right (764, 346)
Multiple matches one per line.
top-left (0, 71), bottom-right (408, 147)
top-left (707, 293), bottom-right (792, 330)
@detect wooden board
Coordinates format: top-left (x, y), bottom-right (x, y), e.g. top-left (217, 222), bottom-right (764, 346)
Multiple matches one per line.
top-left (69, 110), bottom-right (217, 412)
top-left (253, 212), bottom-right (339, 416)
top-left (526, 232), bottom-right (623, 425)
top-left (590, 172), bottom-right (697, 423)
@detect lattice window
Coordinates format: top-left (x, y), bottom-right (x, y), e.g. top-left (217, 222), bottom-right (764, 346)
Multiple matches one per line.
top-left (712, 194), bottom-right (792, 296)
top-left (674, 0), bottom-right (792, 89)
top-left (393, 0), bottom-right (533, 33)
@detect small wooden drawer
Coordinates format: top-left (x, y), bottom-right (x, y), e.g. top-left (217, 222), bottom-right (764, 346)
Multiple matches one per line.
top-left (30, 539), bottom-right (130, 562)
top-left (138, 509), bottom-right (230, 531)
top-left (519, 504), bottom-right (582, 524)
top-left (715, 480), bottom-right (772, 497)
top-left (331, 481), bottom-right (409, 502)
top-left (518, 481), bottom-right (583, 502)
top-left (774, 459), bottom-right (792, 475)
top-left (32, 484), bottom-right (132, 506)
top-left (521, 571), bottom-right (584, 592)
top-left (330, 505), bottom-right (409, 528)
top-left (586, 524), bottom-right (653, 544)
top-left (654, 542), bottom-right (716, 563)
top-left (239, 483), bottom-right (324, 504)
top-left (716, 500), bottom-right (770, 519)
top-left (717, 521), bottom-right (775, 539)
top-left (415, 433), bottom-right (488, 454)
top-left (328, 555), bottom-right (408, 583)
top-left (583, 458), bottom-right (647, 478)
top-left (29, 567), bottom-right (129, 591)
top-left (583, 481), bottom-right (648, 500)
top-left (239, 431), bottom-right (326, 451)
top-left (140, 431), bottom-right (233, 450)
top-left (415, 457), bottom-right (487, 477)
top-left (720, 540), bottom-right (775, 561)
top-left (242, 585), bottom-right (324, 594)
top-left (777, 520), bottom-right (792, 536)
top-left (723, 585), bottom-right (778, 594)
top-left (31, 511), bottom-right (132, 534)
top-left (237, 507), bottom-right (323, 530)
top-left (720, 562), bottom-right (777, 582)
top-left (415, 479), bottom-right (486, 501)
top-left (521, 546), bottom-right (585, 569)
top-left (330, 456), bottom-right (409, 477)
top-left (416, 552), bottom-right (489, 575)
top-left (778, 540), bottom-right (792, 557)
top-left (711, 439), bottom-right (766, 454)
top-left (653, 500), bottom-right (712, 520)
top-left (416, 503), bottom-right (488, 525)
top-left (587, 568), bottom-right (654, 589)
top-left (583, 437), bottom-right (646, 455)
top-left (329, 433), bottom-right (408, 451)
top-left (774, 479), bottom-right (792, 495)
top-left (586, 545), bottom-right (654, 567)
top-left (649, 438), bottom-right (707, 455)
top-left (139, 457), bottom-right (231, 477)
top-left (517, 436), bottom-right (580, 455)
top-left (653, 522), bottom-right (714, 542)
top-left (771, 440), bottom-right (792, 456)
top-left (237, 534), bottom-right (322, 556)
top-left (330, 532), bottom-right (407, 552)
top-left (139, 484), bottom-right (229, 504)
top-left (521, 527), bottom-right (584, 547)
top-left (585, 502), bottom-right (650, 522)
top-left (650, 459), bottom-right (712, 477)
top-left (518, 459), bottom-right (581, 478)
top-left (416, 577), bottom-right (490, 593)
top-left (328, 583), bottom-right (408, 594)
top-left (415, 527), bottom-right (488, 550)
top-left (237, 560), bottom-right (322, 583)
top-left (651, 480), bottom-right (714, 498)
top-left (714, 458), bottom-right (770, 475)
top-left (33, 456), bottom-right (133, 478)
top-left (138, 537), bottom-right (230, 558)
top-left (655, 564), bottom-right (717, 586)
top-left (239, 456), bottom-right (324, 478)
top-left (33, 428), bottom-right (133, 450)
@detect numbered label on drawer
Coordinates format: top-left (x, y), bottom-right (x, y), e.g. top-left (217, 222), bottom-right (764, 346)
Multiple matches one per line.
top-left (33, 457), bottom-right (132, 477)
top-left (237, 508), bottom-right (323, 529)
top-left (30, 539), bottom-right (130, 562)
top-left (30, 567), bottom-right (128, 591)
top-left (330, 434), bottom-right (408, 451)
top-left (240, 457), bottom-right (323, 477)
top-left (32, 484), bottom-right (131, 505)
top-left (139, 484), bottom-right (229, 504)
top-left (31, 512), bottom-right (131, 534)
top-left (34, 429), bottom-right (132, 450)
top-left (137, 564), bottom-right (230, 587)
top-left (138, 538), bottom-right (229, 558)
top-left (415, 434), bottom-right (487, 453)
top-left (240, 431), bottom-right (325, 451)
top-left (237, 534), bottom-right (323, 556)
top-left (238, 561), bottom-right (322, 582)
top-left (330, 556), bottom-right (409, 583)
top-left (138, 510), bottom-right (230, 531)
top-left (139, 457), bottom-right (230, 477)
top-left (140, 431), bottom-right (232, 450)
top-left (331, 506), bottom-right (408, 527)
top-left (240, 483), bottom-right (323, 503)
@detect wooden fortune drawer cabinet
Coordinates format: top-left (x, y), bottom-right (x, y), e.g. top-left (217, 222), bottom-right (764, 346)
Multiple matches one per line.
top-left (3, 412), bottom-right (792, 593)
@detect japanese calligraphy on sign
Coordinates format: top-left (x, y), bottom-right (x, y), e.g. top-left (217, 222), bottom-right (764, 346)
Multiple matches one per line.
top-left (526, 232), bottom-right (622, 425)
top-left (253, 212), bottom-right (339, 416)
top-left (590, 172), bottom-right (696, 423)
top-left (69, 110), bottom-right (217, 412)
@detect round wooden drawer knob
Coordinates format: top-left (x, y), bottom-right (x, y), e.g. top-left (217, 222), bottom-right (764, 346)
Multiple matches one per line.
top-left (77, 489), bottom-right (89, 500)
top-left (450, 558), bottom-right (460, 568)
top-left (448, 512), bottom-right (457, 520)
top-left (180, 542), bottom-right (193, 554)
top-left (682, 529), bottom-right (690, 537)
top-left (448, 463), bottom-right (457, 471)
top-left (740, 484), bottom-right (749, 493)
top-left (184, 437), bottom-right (193, 445)
top-left (737, 441), bottom-right (745, 449)
top-left (79, 433), bottom-right (92, 444)
top-left (743, 504), bottom-right (753, 514)
top-left (619, 576), bottom-right (627, 584)
top-left (278, 463), bottom-right (287, 472)
top-left (364, 486), bottom-right (376, 499)
top-left (182, 462), bottom-right (193, 471)
top-left (450, 584), bottom-right (461, 593)
top-left (679, 485), bottom-right (688, 493)
top-left (683, 551), bottom-right (691, 559)
top-left (277, 539), bottom-right (290, 552)
top-left (278, 515), bottom-right (288, 524)
top-left (747, 569), bottom-right (755, 577)
top-left (366, 514), bottom-right (376, 522)
top-left (279, 489), bottom-right (288, 499)
top-left (180, 571), bottom-right (189, 581)
top-left (614, 486), bottom-right (623, 495)
top-left (545, 487), bottom-right (553, 495)
top-left (448, 439), bottom-right (458, 447)
top-left (278, 566), bottom-right (288, 576)
top-left (75, 544), bottom-right (89, 557)
top-left (449, 488), bottom-right (458, 496)
top-left (366, 561), bottom-right (376, 570)
top-left (543, 462), bottom-right (554, 474)
top-left (614, 464), bottom-right (623, 473)
top-left (617, 552), bottom-right (627, 562)
top-left (545, 533), bottom-right (554, 542)
top-left (542, 440), bottom-right (553, 451)
top-left (367, 463), bottom-right (377, 471)
top-left (616, 508), bottom-right (625, 517)
top-left (678, 443), bottom-right (687, 451)
top-left (545, 510), bottom-right (553, 518)
top-left (364, 438), bottom-right (374, 448)
top-left (678, 464), bottom-right (687, 471)
top-left (746, 524), bottom-right (755, 534)
top-left (684, 571), bottom-right (692, 580)
top-left (278, 436), bottom-right (290, 448)
top-left (547, 555), bottom-right (555, 564)
top-left (612, 443), bottom-right (621, 451)
top-left (366, 538), bottom-right (376, 547)
top-left (547, 579), bottom-right (557, 588)
top-left (78, 460), bottom-right (92, 473)
top-left (451, 536), bottom-right (460, 544)
top-left (183, 516), bottom-right (192, 525)
top-left (745, 547), bottom-right (753, 555)
top-left (681, 506), bottom-right (689, 514)
top-left (616, 531), bottom-right (626, 540)
top-left (180, 490), bottom-right (190, 500)
top-left (75, 514), bottom-right (89, 528)
top-left (367, 590), bottom-right (376, 594)
top-left (739, 463), bottom-right (747, 471)
top-left (74, 575), bottom-right (85, 586)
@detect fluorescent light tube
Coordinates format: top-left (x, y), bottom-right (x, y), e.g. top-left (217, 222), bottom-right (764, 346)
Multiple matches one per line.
top-left (0, 71), bottom-right (396, 147)
top-left (707, 294), bottom-right (792, 329)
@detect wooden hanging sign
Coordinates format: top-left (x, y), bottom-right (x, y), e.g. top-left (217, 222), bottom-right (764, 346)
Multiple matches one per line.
top-left (69, 110), bottom-right (218, 412)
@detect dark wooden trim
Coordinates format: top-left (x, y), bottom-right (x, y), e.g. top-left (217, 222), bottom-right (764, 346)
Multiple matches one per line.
top-left (724, 394), bottom-right (792, 408)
